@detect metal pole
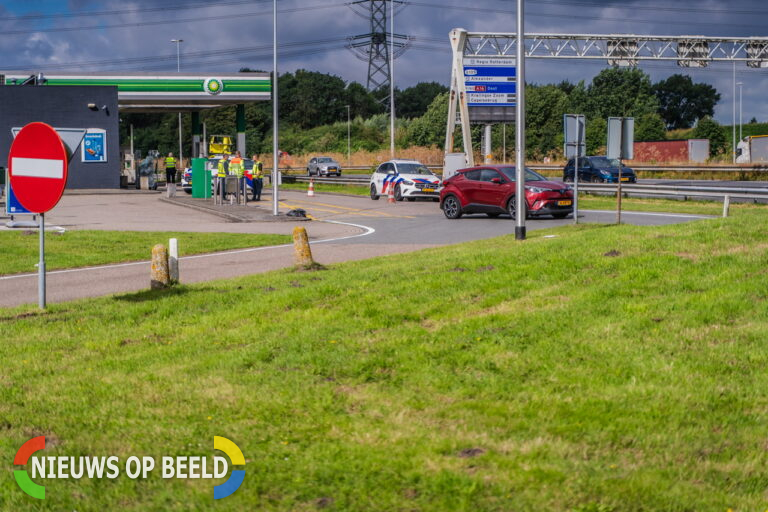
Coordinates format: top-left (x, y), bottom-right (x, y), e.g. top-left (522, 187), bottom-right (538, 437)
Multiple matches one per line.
top-left (484, 124), bottom-right (492, 163)
top-left (172, 39), bottom-right (184, 171)
top-left (346, 104), bottom-right (351, 165)
top-left (617, 118), bottom-right (623, 225)
top-left (272, 0), bottom-right (279, 216)
top-left (38, 213), bottom-right (46, 309)
top-left (515, 0), bottom-right (526, 240)
top-left (732, 61), bottom-right (736, 164)
top-left (502, 123), bottom-right (506, 163)
top-left (737, 81), bottom-right (743, 141)
top-left (389, 0), bottom-right (395, 159)
top-left (574, 150), bottom-right (579, 225)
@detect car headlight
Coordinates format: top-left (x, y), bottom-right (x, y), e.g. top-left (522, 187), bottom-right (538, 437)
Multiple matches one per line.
top-left (402, 180), bottom-right (414, 186)
top-left (525, 186), bottom-right (547, 193)
top-left (600, 170), bottom-right (611, 176)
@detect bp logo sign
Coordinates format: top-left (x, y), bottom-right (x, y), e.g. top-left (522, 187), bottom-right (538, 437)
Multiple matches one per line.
top-left (204, 78), bottom-right (223, 95)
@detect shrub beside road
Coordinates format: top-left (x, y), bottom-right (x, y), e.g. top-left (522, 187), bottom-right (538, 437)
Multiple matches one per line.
top-left (2, 210), bottom-right (768, 509)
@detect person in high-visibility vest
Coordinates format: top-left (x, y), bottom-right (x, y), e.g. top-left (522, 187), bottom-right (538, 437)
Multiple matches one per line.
top-left (251, 155), bottom-right (264, 201)
top-left (229, 151), bottom-right (246, 201)
top-left (216, 154), bottom-right (230, 198)
top-left (164, 152), bottom-right (177, 185)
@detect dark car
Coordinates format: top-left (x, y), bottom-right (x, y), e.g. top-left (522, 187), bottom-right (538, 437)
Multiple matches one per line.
top-left (440, 166), bottom-right (574, 219)
top-left (563, 156), bottom-right (637, 183)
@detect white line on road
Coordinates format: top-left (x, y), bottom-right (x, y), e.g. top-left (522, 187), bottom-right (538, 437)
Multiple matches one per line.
top-left (0, 220), bottom-right (376, 281)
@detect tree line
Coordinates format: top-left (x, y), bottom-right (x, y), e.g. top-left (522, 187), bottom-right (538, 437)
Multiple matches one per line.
top-left (121, 67), bottom-right (727, 160)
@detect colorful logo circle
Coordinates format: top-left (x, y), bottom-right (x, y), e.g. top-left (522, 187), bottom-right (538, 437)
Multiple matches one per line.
top-left (204, 78), bottom-right (223, 95)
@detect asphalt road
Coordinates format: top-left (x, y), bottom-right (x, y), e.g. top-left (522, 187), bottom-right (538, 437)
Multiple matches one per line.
top-left (0, 190), bottom-right (711, 308)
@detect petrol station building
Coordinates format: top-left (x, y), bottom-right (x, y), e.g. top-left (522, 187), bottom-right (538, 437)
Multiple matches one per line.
top-left (0, 72), bottom-right (270, 188)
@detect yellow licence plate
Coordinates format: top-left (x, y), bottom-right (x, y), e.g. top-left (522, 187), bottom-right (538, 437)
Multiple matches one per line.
top-left (557, 200), bottom-right (572, 206)
top-left (423, 188), bottom-right (435, 193)
top-left (621, 177), bottom-right (630, 182)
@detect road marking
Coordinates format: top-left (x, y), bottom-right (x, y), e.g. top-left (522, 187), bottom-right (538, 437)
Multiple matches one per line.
top-left (0, 220), bottom-right (376, 281)
top-left (283, 199), bottom-right (415, 219)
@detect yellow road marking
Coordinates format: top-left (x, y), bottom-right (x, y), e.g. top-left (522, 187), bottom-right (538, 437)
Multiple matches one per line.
top-left (284, 199), bottom-right (415, 219)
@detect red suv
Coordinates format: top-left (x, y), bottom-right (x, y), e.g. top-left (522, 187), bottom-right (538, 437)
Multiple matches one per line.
top-left (440, 166), bottom-right (573, 219)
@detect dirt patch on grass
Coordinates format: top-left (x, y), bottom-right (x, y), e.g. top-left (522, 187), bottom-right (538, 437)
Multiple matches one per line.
top-left (603, 250), bottom-right (621, 257)
top-left (458, 447), bottom-right (486, 458)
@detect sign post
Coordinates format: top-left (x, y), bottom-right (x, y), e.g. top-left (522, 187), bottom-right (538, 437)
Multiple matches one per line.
top-left (8, 122), bottom-right (69, 309)
top-left (607, 117), bottom-right (634, 225)
top-left (564, 114), bottom-right (586, 224)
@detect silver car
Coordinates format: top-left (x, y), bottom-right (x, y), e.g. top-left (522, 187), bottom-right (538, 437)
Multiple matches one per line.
top-left (307, 156), bottom-right (342, 177)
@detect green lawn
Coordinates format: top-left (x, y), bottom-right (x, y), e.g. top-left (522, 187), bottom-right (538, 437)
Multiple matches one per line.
top-left (2, 212), bottom-right (768, 510)
top-left (281, 182), bottom-right (369, 196)
top-left (0, 231), bottom-right (291, 275)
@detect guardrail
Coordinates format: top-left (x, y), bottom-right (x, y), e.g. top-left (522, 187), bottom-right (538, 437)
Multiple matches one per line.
top-left (283, 164), bottom-right (768, 175)
top-left (576, 182), bottom-right (768, 201)
top-left (291, 175), bottom-right (768, 202)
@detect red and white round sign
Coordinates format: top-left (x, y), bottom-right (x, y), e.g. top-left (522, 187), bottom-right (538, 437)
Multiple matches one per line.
top-left (8, 122), bottom-right (68, 213)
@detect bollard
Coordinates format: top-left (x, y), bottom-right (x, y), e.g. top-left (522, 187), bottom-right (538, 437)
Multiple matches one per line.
top-left (292, 226), bottom-right (315, 269)
top-left (168, 238), bottom-right (179, 283)
top-left (722, 194), bottom-right (731, 218)
top-left (150, 244), bottom-right (171, 289)
top-left (166, 183), bottom-right (176, 198)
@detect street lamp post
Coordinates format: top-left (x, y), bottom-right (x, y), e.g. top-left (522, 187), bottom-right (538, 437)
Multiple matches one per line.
top-left (272, 0), bottom-right (279, 216)
top-left (346, 105), bottom-right (351, 165)
top-left (389, 0), bottom-right (395, 159)
top-left (171, 39), bottom-right (184, 172)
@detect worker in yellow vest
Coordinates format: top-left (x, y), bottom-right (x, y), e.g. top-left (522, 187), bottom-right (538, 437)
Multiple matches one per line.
top-left (216, 154), bottom-right (229, 199)
top-left (164, 152), bottom-right (177, 185)
top-left (229, 151), bottom-right (246, 201)
top-left (251, 155), bottom-right (264, 201)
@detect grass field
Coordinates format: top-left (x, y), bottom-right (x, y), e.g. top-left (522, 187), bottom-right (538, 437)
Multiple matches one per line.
top-left (0, 231), bottom-right (291, 276)
top-left (2, 211), bottom-right (768, 510)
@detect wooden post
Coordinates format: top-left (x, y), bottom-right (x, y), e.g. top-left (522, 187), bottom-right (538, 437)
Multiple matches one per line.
top-left (150, 244), bottom-right (170, 289)
top-left (292, 226), bottom-right (314, 269)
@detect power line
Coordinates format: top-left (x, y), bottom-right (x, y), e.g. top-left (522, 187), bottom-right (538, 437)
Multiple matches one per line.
top-left (0, 2), bottom-right (346, 37)
top-left (0, 0), bottom-right (270, 22)
top-left (408, 1), bottom-right (768, 32)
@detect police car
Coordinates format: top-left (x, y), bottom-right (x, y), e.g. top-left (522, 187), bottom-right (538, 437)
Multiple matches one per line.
top-left (369, 159), bottom-right (441, 201)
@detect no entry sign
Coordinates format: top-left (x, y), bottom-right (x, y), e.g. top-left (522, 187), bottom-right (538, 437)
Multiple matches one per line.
top-left (8, 122), bottom-right (69, 213)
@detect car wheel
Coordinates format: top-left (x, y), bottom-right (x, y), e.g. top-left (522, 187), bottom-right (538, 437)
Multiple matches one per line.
top-left (507, 197), bottom-right (527, 220)
top-left (552, 212), bottom-right (570, 219)
top-left (486, 212), bottom-right (501, 218)
top-left (307, 168), bottom-right (311, 176)
top-left (394, 184), bottom-right (404, 201)
top-left (591, 175), bottom-right (603, 183)
top-left (442, 195), bottom-right (462, 219)
top-left (370, 184), bottom-right (380, 200)
top-left (564, 175), bottom-right (573, 183)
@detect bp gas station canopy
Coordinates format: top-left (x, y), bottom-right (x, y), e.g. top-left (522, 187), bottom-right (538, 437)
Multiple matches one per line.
top-left (1, 72), bottom-right (271, 112)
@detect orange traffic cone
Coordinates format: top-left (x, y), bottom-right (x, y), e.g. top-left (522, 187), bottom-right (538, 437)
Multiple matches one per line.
top-left (308, 179), bottom-right (315, 197)
top-left (387, 182), bottom-right (396, 204)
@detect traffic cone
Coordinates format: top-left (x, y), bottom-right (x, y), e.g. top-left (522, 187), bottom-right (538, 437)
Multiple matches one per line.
top-left (387, 182), bottom-right (396, 203)
top-left (307, 179), bottom-right (315, 197)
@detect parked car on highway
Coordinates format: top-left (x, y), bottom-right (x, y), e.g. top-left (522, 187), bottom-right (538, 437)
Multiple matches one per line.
top-left (307, 156), bottom-right (342, 177)
top-left (369, 159), bottom-right (441, 201)
top-left (440, 165), bottom-right (574, 219)
top-left (182, 157), bottom-right (255, 194)
top-left (563, 156), bottom-right (636, 183)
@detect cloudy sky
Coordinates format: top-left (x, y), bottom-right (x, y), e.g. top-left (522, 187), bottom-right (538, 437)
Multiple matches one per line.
top-left (1, 0), bottom-right (767, 125)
